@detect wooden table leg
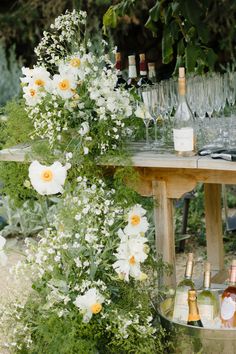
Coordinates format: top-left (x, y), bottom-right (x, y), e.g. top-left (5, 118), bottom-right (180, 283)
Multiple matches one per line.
top-left (204, 183), bottom-right (224, 273)
top-left (153, 180), bottom-right (176, 287)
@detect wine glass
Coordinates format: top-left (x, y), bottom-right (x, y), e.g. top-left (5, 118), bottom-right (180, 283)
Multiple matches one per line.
top-left (137, 86), bottom-right (153, 150)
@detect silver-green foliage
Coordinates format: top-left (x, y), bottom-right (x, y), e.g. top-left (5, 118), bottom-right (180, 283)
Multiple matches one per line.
top-left (0, 41), bottom-right (22, 106)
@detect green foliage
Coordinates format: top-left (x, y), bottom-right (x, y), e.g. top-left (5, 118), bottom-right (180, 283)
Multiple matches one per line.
top-left (0, 41), bottom-right (22, 106)
top-left (0, 162), bottom-right (36, 206)
top-left (3, 99), bottom-right (34, 147)
top-left (103, 0), bottom-right (236, 74)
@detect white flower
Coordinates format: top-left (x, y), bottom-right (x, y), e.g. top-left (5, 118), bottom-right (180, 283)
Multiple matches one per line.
top-left (79, 122), bottom-right (90, 136)
top-left (23, 85), bottom-right (45, 106)
top-left (0, 235), bottom-right (7, 266)
top-left (28, 160), bottom-right (71, 195)
top-left (124, 204), bottom-right (149, 235)
top-left (83, 147), bottom-right (89, 155)
top-left (21, 66), bottom-right (51, 90)
top-left (59, 55), bottom-right (82, 77)
top-left (74, 288), bottom-right (104, 322)
top-left (52, 73), bottom-right (77, 99)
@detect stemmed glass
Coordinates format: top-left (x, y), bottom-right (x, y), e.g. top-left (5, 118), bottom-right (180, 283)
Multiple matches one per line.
top-left (137, 86), bottom-right (153, 150)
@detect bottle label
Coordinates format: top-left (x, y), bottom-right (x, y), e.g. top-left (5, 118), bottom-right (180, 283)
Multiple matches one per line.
top-left (128, 65), bottom-right (137, 79)
top-left (172, 291), bottom-right (189, 322)
top-left (221, 297), bottom-right (235, 320)
top-left (199, 304), bottom-right (214, 322)
top-left (173, 127), bottom-right (194, 152)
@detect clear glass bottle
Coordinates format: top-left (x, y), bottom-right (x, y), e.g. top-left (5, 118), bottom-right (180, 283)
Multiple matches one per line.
top-left (148, 62), bottom-right (157, 83)
top-left (127, 54), bottom-right (138, 89)
top-left (198, 262), bottom-right (218, 326)
top-left (137, 53), bottom-right (152, 87)
top-left (173, 67), bottom-right (196, 156)
top-left (187, 289), bottom-right (204, 327)
top-left (221, 259), bottom-right (236, 328)
top-left (172, 253), bottom-right (195, 323)
top-left (114, 52), bottom-right (128, 89)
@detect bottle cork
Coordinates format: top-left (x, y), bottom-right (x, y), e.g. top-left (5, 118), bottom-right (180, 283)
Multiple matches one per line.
top-left (232, 259), bottom-right (236, 267)
top-left (204, 261), bottom-right (211, 272)
top-left (148, 62), bottom-right (155, 69)
top-left (128, 55), bottom-right (136, 65)
top-left (188, 253), bottom-right (194, 261)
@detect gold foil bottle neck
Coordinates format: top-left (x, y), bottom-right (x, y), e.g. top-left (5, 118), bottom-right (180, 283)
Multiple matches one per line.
top-left (188, 289), bottom-right (197, 301)
top-left (139, 53), bottom-right (145, 62)
top-left (115, 52), bottom-right (121, 61)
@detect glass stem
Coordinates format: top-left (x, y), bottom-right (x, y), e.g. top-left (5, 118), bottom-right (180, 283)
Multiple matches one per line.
top-left (145, 122), bottom-right (149, 145)
top-left (154, 120), bottom-right (158, 143)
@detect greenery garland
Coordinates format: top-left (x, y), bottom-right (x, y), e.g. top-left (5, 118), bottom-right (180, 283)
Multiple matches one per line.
top-left (0, 9), bottom-right (172, 354)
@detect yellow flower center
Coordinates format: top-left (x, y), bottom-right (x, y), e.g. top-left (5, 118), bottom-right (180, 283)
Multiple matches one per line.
top-left (34, 79), bottom-right (45, 86)
top-left (41, 169), bottom-right (53, 182)
top-left (29, 89), bottom-right (36, 97)
top-left (129, 255), bottom-right (136, 265)
top-left (70, 58), bottom-right (81, 68)
top-left (58, 79), bottom-right (70, 91)
top-left (90, 303), bottom-right (102, 314)
top-left (131, 214), bottom-right (141, 226)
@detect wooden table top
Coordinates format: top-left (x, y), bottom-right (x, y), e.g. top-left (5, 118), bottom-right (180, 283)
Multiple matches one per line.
top-left (1, 143), bottom-right (236, 171)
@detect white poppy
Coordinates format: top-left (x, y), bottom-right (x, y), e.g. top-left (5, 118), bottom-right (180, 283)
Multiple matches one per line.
top-left (124, 204), bottom-right (149, 235)
top-left (113, 236), bottom-right (148, 281)
top-left (23, 85), bottom-right (45, 106)
top-left (59, 56), bottom-right (82, 77)
top-left (74, 288), bottom-right (104, 322)
top-left (28, 160), bottom-right (71, 195)
top-left (52, 73), bottom-right (77, 99)
top-left (21, 66), bottom-right (51, 91)
top-left (0, 235), bottom-right (7, 266)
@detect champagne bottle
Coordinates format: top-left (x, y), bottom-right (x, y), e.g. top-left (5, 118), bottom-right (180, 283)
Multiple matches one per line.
top-left (148, 62), bottom-right (157, 83)
top-left (114, 52), bottom-right (128, 89)
top-left (187, 289), bottom-right (204, 327)
top-left (127, 55), bottom-right (138, 89)
top-left (172, 253), bottom-right (195, 323)
top-left (221, 259), bottom-right (236, 328)
top-left (198, 262), bottom-right (218, 325)
top-left (137, 53), bottom-right (152, 87)
top-left (173, 67), bottom-right (196, 156)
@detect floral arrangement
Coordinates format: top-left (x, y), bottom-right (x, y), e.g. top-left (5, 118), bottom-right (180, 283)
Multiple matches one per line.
top-left (0, 9), bottom-right (169, 354)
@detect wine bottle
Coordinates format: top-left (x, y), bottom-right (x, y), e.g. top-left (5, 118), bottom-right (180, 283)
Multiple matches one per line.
top-left (198, 262), bottom-right (218, 325)
top-left (172, 253), bottom-right (195, 323)
top-left (148, 62), bottom-right (157, 83)
top-left (173, 67), bottom-right (196, 156)
top-left (221, 259), bottom-right (236, 328)
top-left (187, 289), bottom-right (204, 327)
top-left (114, 52), bottom-right (128, 89)
top-left (127, 55), bottom-right (138, 89)
top-left (137, 53), bottom-right (152, 87)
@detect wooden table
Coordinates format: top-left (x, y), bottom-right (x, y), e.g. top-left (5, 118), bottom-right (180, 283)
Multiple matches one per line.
top-left (104, 150), bottom-right (236, 288)
top-left (1, 145), bottom-right (235, 287)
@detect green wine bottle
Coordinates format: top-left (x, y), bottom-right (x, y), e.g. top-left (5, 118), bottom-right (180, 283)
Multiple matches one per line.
top-left (187, 289), bottom-right (203, 327)
top-left (198, 262), bottom-right (218, 325)
top-left (172, 253), bottom-right (195, 323)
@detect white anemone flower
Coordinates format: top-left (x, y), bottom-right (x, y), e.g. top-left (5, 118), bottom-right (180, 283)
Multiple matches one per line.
top-left (21, 66), bottom-right (51, 91)
top-left (79, 122), bottom-right (90, 136)
top-left (28, 160), bottom-right (71, 195)
top-left (113, 236), bottom-right (148, 281)
top-left (0, 235), bottom-right (7, 266)
top-left (52, 73), bottom-right (77, 99)
top-left (23, 85), bottom-right (45, 106)
top-left (74, 288), bottom-right (104, 322)
top-left (59, 55), bottom-right (82, 77)
top-left (124, 204), bottom-right (149, 235)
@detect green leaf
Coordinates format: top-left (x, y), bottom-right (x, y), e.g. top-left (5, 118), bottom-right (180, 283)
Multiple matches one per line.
top-left (103, 7), bottom-right (118, 29)
top-left (169, 20), bottom-right (179, 40)
top-left (149, 1), bottom-right (161, 22)
top-left (185, 44), bottom-right (199, 72)
top-left (198, 26), bottom-right (209, 44)
top-left (183, 0), bottom-right (201, 26)
top-left (177, 38), bottom-right (185, 56)
top-left (145, 17), bottom-right (158, 34)
top-left (162, 26), bottom-right (173, 64)
top-left (204, 47), bottom-right (217, 70)
top-left (171, 1), bottom-right (180, 14)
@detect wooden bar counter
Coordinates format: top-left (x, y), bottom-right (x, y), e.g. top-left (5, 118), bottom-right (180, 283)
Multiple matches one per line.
top-left (1, 144), bottom-right (235, 288)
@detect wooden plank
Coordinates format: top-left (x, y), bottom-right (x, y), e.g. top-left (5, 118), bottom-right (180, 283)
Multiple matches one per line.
top-left (198, 155), bottom-right (236, 171)
top-left (204, 184), bottom-right (224, 272)
top-left (152, 180), bottom-right (176, 287)
top-left (131, 151), bottom-right (198, 168)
